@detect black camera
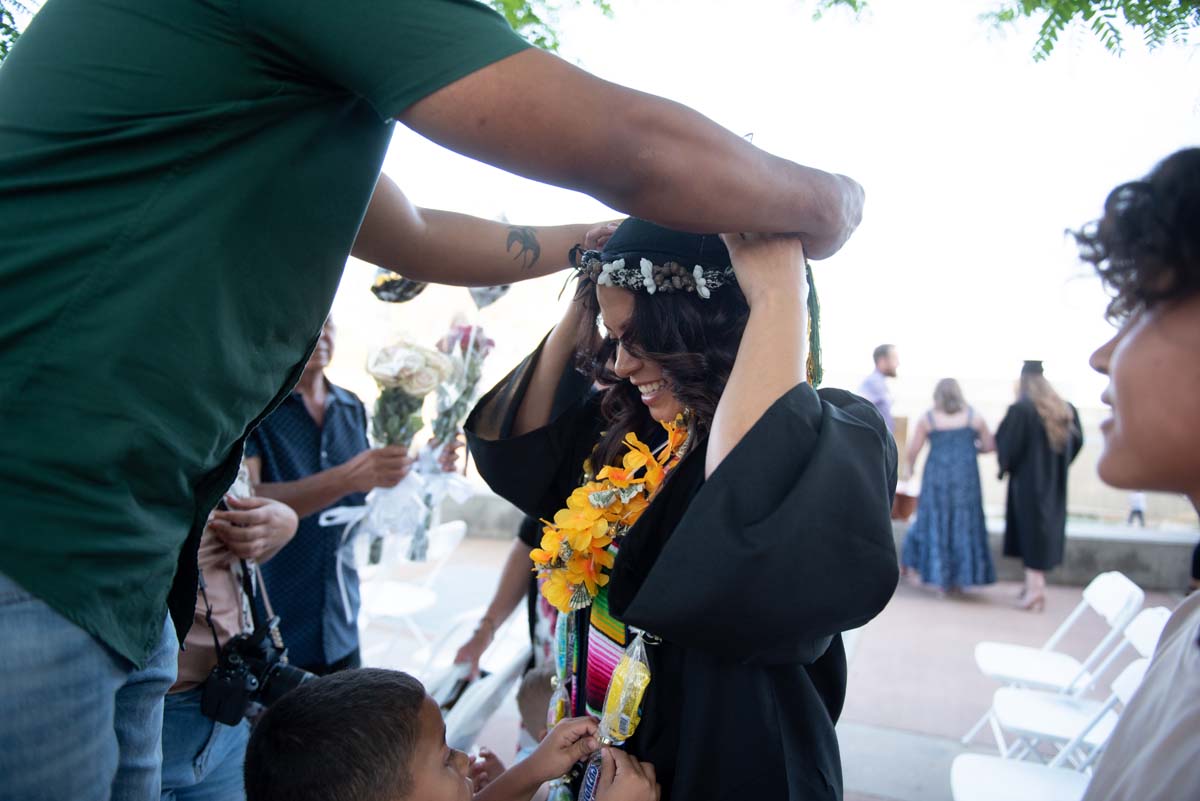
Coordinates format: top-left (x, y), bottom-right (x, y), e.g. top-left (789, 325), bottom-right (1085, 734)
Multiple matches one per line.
top-left (200, 614), bottom-right (314, 725)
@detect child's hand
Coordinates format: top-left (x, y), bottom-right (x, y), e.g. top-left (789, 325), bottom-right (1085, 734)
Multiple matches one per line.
top-left (595, 748), bottom-right (660, 801)
top-left (469, 747), bottom-right (506, 792)
top-left (523, 717), bottom-right (599, 782)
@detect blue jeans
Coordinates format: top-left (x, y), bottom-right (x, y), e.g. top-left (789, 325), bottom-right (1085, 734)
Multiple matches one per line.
top-left (161, 688), bottom-right (249, 801)
top-left (0, 571), bottom-right (178, 801)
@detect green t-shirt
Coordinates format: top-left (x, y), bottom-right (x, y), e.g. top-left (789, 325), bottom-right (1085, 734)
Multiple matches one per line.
top-left (0, 0), bottom-right (528, 666)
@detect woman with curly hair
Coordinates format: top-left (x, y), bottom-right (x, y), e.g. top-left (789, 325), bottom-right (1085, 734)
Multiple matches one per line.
top-left (466, 219), bottom-right (898, 801)
top-left (1073, 148), bottom-right (1200, 799)
top-left (995, 361), bottom-right (1083, 611)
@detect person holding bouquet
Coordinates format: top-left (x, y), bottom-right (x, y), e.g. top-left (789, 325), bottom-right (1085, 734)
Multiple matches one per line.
top-left (245, 318), bottom-right (455, 675)
top-left (466, 220), bottom-right (898, 800)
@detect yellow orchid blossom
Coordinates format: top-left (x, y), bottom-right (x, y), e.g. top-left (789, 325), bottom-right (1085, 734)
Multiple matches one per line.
top-left (532, 419), bottom-right (692, 612)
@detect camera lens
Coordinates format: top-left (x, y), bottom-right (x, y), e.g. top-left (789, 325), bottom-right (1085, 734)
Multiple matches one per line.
top-left (259, 662), bottom-right (315, 707)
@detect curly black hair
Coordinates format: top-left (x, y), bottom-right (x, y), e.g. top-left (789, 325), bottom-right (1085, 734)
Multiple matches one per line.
top-left (1073, 147), bottom-right (1200, 320)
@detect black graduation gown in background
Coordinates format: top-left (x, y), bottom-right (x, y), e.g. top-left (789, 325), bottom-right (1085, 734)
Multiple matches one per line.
top-left (995, 399), bottom-right (1083, 571)
top-left (466, 343), bottom-right (899, 801)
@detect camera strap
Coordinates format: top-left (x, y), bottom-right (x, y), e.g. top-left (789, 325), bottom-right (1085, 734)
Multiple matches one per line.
top-left (197, 557), bottom-right (290, 660)
top-left (196, 569), bottom-right (224, 657)
top-left (238, 559), bottom-right (289, 658)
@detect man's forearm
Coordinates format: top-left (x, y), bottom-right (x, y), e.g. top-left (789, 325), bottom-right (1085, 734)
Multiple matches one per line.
top-left (251, 467), bottom-right (352, 520)
top-left (353, 173), bottom-right (594, 285)
top-left (400, 49), bottom-right (863, 260)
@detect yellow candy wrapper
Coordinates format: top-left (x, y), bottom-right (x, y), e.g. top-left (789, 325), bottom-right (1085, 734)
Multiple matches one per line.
top-left (598, 632), bottom-right (652, 745)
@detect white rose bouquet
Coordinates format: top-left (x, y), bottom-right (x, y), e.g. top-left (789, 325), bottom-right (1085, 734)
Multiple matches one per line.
top-left (367, 342), bottom-right (454, 448)
top-left (345, 341), bottom-right (455, 566)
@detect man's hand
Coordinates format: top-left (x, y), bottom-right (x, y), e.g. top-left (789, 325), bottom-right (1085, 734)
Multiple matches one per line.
top-left (469, 747), bottom-right (507, 792)
top-left (338, 446), bottom-right (413, 494)
top-left (595, 748), bottom-right (661, 801)
top-left (523, 717), bottom-right (600, 784)
top-left (208, 496), bottom-right (298, 562)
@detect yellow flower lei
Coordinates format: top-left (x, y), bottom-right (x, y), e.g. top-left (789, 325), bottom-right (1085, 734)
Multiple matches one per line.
top-left (532, 415), bottom-right (692, 614)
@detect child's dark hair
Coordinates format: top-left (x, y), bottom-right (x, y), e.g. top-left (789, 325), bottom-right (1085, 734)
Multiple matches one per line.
top-left (1073, 147), bottom-right (1200, 320)
top-left (244, 668), bottom-right (426, 801)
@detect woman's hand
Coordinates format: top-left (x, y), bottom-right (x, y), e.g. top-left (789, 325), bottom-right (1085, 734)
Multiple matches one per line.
top-left (523, 717), bottom-right (600, 783)
top-left (452, 618), bottom-right (495, 679)
top-left (431, 434), bottom-right (465, 473)
top-left (719, 232), bottom-right (808, 310)
top-left (208, 495), bottom-right (299, 562)
top-left (595, 748), bottom-right (661, 801)
top-left (584, 220), bottom-right (622, 251)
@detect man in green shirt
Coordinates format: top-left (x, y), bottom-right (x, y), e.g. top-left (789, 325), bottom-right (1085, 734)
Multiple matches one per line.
top-left (0, 1), bottom-right (864, 797)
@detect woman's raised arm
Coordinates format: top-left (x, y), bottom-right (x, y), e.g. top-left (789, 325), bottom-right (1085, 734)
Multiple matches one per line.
top-left (705, 234), bottom-right (809, 477)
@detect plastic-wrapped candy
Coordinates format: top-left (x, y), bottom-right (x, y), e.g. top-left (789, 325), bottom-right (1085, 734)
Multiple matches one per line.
top-left (578, 633), bottom-right (652, 801)
top-left (371, 268), bottom-right (428, 303)
top-left (547, 677), bottom-right (571, 732)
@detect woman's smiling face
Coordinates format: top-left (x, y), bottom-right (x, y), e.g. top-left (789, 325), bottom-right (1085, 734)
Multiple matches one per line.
top-left (596, 284), bottom-right (685, 423)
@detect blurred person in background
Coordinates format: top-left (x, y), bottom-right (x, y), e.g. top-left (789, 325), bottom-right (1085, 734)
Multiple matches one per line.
top-left (995, 361), bottom-right (1082, 612)
top-left (858, 344), bottom-right (899, 433)
top-left (900, 378), bottom-right (995, 596)
top-left (1073, 146), bottom-right (1200, 801)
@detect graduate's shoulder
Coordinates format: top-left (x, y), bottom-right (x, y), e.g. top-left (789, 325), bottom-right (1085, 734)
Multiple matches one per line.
top-left (816, 385), bottom-right (890, 440)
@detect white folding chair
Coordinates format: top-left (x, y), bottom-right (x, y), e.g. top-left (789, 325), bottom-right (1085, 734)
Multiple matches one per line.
top-left (444, 642), bottom-right (533, 751)
top-left (358, 520), bottom-right (469, 649)
top-left (962, 572), bottom-right (1144, 744)
top-left (951, 657), bottom-right (1152, 801)
top-left (951, 754), bottom-right (1090, 801)
top-left (990, 657), bottom-right (1151, 767)
top-left (988, 606), bottom-right (1169, 763)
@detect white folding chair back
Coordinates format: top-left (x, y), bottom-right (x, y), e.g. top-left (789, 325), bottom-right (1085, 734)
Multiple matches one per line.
top-left (444, 643), bottom-right (533, 751)
top-left (963, 572), bottom-right (1145, 745)
top-left (1121, 606), bottom-right (1170, 658)
top-left (1109, 656), bottom-right (1151, 706)
top-left (951, 754), bottom-right (1089, 801)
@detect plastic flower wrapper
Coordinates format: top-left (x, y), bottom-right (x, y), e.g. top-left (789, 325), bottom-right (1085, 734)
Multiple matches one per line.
top-left (407, 321), bottom-right (495, 561)
top-left (578, 633), bottom-right (652, 801)
top-left (356, 340), bottom-right (454, 566)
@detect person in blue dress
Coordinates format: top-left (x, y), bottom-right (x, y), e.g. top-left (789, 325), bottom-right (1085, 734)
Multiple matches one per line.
top-left (901, 378), bottom-right (997, 595)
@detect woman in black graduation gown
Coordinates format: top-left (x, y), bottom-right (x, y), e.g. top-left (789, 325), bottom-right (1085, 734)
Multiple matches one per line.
top-left (466, 220), bottom-right (898, 801)
top-left (995, 362), bottom-right (1083, 612)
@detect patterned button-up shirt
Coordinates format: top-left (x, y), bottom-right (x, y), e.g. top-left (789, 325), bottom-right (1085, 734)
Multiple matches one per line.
top-left (245, 381), bottom-right (369, 669)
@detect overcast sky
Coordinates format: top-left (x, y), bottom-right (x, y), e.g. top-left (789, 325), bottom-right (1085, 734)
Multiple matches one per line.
top-left (332, 0), bottom-right (1198, 416)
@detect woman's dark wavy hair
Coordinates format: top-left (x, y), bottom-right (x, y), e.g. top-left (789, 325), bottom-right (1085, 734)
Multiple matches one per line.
top-left (572, 278), bottom-right (750, 469)
top-left (1073, 147), bottom-right (1200, 320)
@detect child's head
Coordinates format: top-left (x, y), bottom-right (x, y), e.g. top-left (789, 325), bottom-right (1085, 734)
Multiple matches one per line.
top-left (244, 668), bottom-right (472, 801)
top-left (516, 665), bottom-right (556, 742)
top-left (1077, 147), bottom-right (1200, 502)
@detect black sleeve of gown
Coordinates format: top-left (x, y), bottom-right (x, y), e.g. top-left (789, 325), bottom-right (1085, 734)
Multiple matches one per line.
top-left (465, 338), bottom-right (600, 522)
top-left (1068, 404), bottom-right (1084, 463)
top-left (616, 384), bottom-right (899, 666)
top-left (995, 403), bottom-right (1029, 479)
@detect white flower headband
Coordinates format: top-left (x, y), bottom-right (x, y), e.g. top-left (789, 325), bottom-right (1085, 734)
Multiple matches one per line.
top-left (575, 252), bottom-right (736, 300)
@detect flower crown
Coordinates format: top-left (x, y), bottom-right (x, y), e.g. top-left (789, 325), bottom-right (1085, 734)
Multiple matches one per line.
top-left (574, 250), bottom-right (736, 300)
